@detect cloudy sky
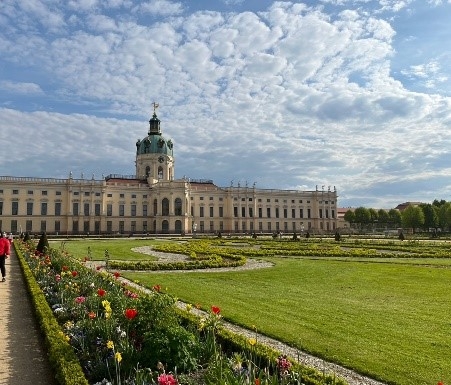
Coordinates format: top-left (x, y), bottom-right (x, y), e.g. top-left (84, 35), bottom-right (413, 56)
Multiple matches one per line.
top-left (1, 0), bottom-right (451, 208)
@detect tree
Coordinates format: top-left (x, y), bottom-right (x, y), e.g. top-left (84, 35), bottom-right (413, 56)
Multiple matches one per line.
top-left (438, 202), bottom-right (451, 231)
top-left (401, 205), bottom-right (424, 233)
top-left (377, 209), bottom-right (389, 228)
top-left (388, 209), bottom-right (402, 228)
top-left (433, 199), bottom-right (447, 208)
top-left (368, 208), bottom-right (378, 230)
top-left (343, 210), bottom-right (355, 229)
top-left (353, 207), bottom-right (371, 231)
top-left (419, 203), bottom-right (438, 231)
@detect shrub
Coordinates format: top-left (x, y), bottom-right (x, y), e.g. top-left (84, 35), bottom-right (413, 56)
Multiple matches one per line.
top-left (36, 232), bottom-right (50, 254)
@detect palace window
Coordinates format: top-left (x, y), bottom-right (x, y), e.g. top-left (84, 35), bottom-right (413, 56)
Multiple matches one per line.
top-left (41, 202), bottom-right (48, 215)
top-left (162, 198), bottom-right (169, 216)
top-left (175, 198), bottom-right (182, 216)
top-left (12, 201), bottom-right (18, 215)
top-left (55, 202), bottom-right (61, 216)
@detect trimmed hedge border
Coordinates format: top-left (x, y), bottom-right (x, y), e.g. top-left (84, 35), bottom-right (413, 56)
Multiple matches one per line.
top-left (14, 243), bottom-right (90, 385)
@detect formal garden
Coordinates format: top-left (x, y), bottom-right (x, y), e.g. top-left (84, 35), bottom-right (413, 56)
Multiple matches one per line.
top-left (15, 233), bottom-right (451, 385)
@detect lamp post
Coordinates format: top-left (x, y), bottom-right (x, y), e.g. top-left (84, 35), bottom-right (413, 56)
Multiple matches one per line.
top-left (300, 222), bottom-right (304, 237)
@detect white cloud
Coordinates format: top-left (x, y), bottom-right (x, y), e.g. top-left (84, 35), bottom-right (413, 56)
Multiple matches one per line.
top-left (0, 81), bottom-right (43, 95)
top-left (86, 14), bottom-right (118, 31)
top-left (67, 0), bottom-right (99, 12)
top-left (133, 0), bottom-right (184, 16)
top-left (401, 59), bottom-right (449, 89)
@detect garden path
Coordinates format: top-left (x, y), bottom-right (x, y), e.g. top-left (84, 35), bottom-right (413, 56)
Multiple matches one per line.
top-left (0, 247), bottom-right (57, 385)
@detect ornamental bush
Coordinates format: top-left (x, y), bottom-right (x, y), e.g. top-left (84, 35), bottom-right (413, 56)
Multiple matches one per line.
top-left (36, 231), bottom-right (50, 254)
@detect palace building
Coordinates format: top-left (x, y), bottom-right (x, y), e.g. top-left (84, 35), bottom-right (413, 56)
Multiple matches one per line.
top-left (0, 107), bottom-right (338, 235)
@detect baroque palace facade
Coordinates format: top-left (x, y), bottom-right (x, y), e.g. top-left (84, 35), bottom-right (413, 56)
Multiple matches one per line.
top-left (0, 107), bottom-right (338, 235)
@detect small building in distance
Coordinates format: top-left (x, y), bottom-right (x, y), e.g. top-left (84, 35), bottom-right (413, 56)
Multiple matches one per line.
top-left (394, 202), bottom-right (424, 211)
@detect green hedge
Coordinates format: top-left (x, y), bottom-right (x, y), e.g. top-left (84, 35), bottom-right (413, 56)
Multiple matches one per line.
top-left (14, 243), bottom-right (89, 385)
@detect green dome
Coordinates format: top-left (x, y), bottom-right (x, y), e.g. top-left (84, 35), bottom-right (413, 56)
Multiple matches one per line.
top-left (136, 112), bottom-right (173, 156)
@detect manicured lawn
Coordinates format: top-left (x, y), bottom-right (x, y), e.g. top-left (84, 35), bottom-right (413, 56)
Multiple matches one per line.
top-left (123, 257), bottom-right (451, 385)
top-left (51, 238), bottom-right (166, 261)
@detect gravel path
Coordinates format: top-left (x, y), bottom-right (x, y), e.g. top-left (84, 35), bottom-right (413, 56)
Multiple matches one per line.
top-left (121, 247), bottom-right (387, 385)
top-left (0, 248), bottom-right (58, 385)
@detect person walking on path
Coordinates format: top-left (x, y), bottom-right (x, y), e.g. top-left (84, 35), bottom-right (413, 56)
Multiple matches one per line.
top-left (0, 232), bottom-right (10, 282)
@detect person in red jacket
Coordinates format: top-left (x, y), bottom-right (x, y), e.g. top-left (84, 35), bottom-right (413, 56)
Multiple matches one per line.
top-left (0, 232), bottom-right (11, 282)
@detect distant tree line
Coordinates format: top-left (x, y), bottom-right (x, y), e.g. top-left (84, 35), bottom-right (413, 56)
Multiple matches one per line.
top-left (343, 200), bottom-right (451, 233)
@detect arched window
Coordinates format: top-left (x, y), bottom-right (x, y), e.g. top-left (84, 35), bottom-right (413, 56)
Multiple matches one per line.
top-left (175, 220), bottom-right (182, 234)
top-left (158, 166), bottom-right (163, 179)
top-left (162, 198), bottom-right (169, 216)
top-left (174, 198), bottom-right (182, 216)
top-left (153, 199), bottom-right (158, 216)
top-left (162, 220), bottom-right (169, 234)
top-left (145, 166), bottom-right (150, 177)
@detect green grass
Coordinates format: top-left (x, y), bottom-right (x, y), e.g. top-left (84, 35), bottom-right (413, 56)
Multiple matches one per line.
top-left (51, 238), bottom-right (168, 261)
top-left (55, 239), bottom-right (451, 384)
top-left (123, 257), bottom-right (451, 385)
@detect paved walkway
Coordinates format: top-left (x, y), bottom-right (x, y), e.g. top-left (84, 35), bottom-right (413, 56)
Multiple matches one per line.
top-left (0, 247), bottom-right (57, 385)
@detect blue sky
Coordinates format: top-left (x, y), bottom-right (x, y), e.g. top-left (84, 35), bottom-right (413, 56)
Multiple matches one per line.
top-left (1, 0), bottom-right (451, 208)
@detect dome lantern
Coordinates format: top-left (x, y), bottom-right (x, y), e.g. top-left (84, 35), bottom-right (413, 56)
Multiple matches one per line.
top-left (148, 102), bottom-right (161, 135)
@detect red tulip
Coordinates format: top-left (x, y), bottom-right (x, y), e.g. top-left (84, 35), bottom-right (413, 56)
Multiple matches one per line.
top-left (158, 373), bottom-right (177, 385)
top-left (211, 305), bottom-right (221, 315)
top-left (153, 284), bottom-right (161, 292)
top-left (124, 308), bottom-right (138, 320)
top-left (97, 288), bottom-right (106, 297)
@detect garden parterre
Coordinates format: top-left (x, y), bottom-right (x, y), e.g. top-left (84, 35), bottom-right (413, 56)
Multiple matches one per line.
top-left (17, 237), bottom-right (347, 385)
top-left (115, 237), bottom-right (451, 385)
